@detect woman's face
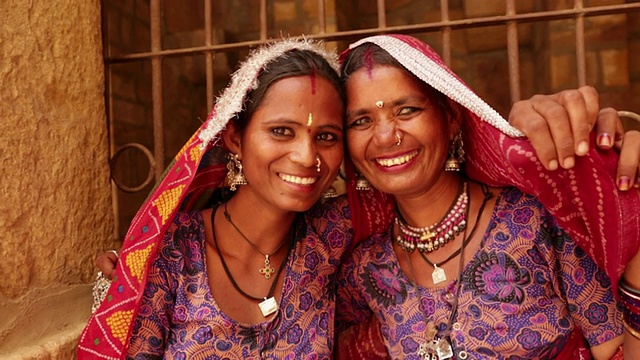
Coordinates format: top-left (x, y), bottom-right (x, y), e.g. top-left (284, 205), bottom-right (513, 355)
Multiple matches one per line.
top-left (345, 64), bottom-right (455, 197)
top-left (233, 75), bottom-right (344, 213)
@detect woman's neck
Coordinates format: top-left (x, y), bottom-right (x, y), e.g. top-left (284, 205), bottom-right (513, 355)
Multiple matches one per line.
top-left (222, 191), bottom-right (297, 249)
top-left (394, 173), bottom-right (464, 227)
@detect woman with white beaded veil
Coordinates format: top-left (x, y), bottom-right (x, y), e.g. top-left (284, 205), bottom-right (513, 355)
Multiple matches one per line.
top-left (336, 34), bottom-right (640, 359)
top-left (78, 38), bottom-right (353, 359)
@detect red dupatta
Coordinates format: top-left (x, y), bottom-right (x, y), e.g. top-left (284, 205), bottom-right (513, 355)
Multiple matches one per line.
top-left (342, 34), bottom-right (640, 296)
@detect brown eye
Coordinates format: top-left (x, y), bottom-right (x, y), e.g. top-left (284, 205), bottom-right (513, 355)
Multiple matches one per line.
top-left (398, 107), bottom-right (419, 116)
top-left (347, 117), bottom-right (372, 129)
top-left (271, 127), bottom-right (294, 137)
top-left (317, 132), bottom-right (339, 142)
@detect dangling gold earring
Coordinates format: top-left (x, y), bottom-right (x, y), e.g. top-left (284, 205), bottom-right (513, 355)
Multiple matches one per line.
top-left (322, 178), bottom-right (339, 199)
top-left (445, 131), bottom-right (465, 172)
top-left (355, 172), bottom-right (371, 191)
top-left (227, 153), bottom-right (248, 190)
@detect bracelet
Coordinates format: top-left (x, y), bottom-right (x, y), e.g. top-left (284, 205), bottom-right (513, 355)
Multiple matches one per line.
top-left (619, 278), bottom-right (640, 333)
top-left (623, 320), bottom-right (640, 341)
top-left (91, 271), bottom-right (112, 313)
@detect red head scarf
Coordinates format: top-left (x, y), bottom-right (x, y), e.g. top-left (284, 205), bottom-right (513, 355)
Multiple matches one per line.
top-left (341, 34), bottom-right (640, 296)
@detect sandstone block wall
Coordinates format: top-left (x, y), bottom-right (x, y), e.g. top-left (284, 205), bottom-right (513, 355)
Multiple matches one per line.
top-left (0, 1), bottom-right (115, 358)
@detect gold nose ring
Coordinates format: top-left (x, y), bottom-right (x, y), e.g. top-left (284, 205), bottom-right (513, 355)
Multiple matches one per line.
top-left (316, 155), bottom-right (321, 172)
top-left (395, 132), bottom-right (402, 146)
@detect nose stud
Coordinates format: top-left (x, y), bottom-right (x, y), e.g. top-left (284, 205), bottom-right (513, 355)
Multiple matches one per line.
top-left (395, 131), bottom-right (403, 146)
top-left (316, 155), bottom-right (321, 172)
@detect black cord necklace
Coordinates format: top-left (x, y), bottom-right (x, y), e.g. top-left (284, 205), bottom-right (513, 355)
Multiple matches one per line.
top-left (403, 182), bottom-right (493, 359)
top-left (418, 183), bottom-right (493, 284)
top-left (224, 202), bottom-right (289, 279)
top-left (211, 204), bottom-right (296, 317)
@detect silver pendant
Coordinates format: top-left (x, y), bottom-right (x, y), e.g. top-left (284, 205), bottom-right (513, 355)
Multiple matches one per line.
top-left (435, 338), bottom-right (453, 359)
top-left (432, 264), bottom-right (447, 284)
top-left (258, 296), bottom-right (278, 317)
top-left (417, 338), bottom-right (453, 360)
top-left (417, 340), bottom-right (436, 360)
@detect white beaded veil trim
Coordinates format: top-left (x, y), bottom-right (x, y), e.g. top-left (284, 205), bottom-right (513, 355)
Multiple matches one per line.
top-left (349, 36), bottom-right (524, 138)
top-left (198, 38), bottom-right (340, 147)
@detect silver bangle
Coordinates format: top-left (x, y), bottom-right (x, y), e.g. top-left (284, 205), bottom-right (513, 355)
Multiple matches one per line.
top-left (91, 271), bottom-right (112, 313)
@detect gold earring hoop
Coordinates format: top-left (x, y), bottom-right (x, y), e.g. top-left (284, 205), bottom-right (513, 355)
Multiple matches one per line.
top-left (355, 172), bottom-right (371, 191)
top-left (395, 131), bottom-right (403, 146)
top-left (227, 153), bottom-right (248, 190)
top-left (375, 101), bottom-right (384, 109)
top-left (322, 177), bottom-right (339, 199)
top-left (445, 131), bottom-right (465, 172)
top-left (316, 155), bottom-right (321, 172)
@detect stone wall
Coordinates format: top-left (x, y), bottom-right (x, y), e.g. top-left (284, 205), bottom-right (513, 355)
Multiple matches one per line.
top-left (0, 1), bottom-right (114, 358)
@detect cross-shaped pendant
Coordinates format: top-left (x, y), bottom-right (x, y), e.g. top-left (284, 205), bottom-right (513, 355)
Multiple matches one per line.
top-left (259, 255), bottom-right (276, 279)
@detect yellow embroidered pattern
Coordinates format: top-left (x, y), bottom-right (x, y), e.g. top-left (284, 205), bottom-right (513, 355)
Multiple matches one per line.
top-left (125, 244), bottom-right (155, 281)
top-left (190, 145), bottom-right (203, 162)
top-left (153, 185), bottom-right (186, 224)
top-left (106, 310), bottom-right (134, 344)
top-left (175, 133), bottom-right (199, 160)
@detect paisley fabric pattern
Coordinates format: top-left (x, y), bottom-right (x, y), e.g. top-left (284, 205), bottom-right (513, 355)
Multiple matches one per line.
top-left (128, 196), bottom-right (352, 359)
top-left (337, 188), bottom-right (623, 360)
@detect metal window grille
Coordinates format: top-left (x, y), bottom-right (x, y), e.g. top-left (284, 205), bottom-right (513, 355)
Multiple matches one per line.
top-left (103, 0), bottom-right (640, 238)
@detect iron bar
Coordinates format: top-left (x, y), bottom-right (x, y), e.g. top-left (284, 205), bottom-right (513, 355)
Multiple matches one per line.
top-left (105, 3), bottom-right (640, 64)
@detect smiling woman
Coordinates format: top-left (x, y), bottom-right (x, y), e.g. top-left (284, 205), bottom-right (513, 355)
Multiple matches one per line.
top-left (336, 34), bottom-right (639, 360)
top-left (78, 39), bottom-right (353, 359)
top-left (225, 75), bottom-right (344, 214)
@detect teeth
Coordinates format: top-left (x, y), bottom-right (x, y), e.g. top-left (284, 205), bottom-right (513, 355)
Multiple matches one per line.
top-left (280, 174), bottom-right (317, 185)
top-left (376, 151), bottom-right (418, 167)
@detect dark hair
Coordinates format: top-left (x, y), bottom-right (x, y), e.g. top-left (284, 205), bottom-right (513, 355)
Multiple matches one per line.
top-left (340, 43), bottom-right (453, 119)
top-left (232, 49), bottom-right (345, 132)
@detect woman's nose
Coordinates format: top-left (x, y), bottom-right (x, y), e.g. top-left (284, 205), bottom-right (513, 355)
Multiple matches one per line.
top-left (290, 136), bottom-right (317, 168)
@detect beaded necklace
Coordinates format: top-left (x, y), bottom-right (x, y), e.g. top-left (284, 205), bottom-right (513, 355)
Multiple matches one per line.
top-left (403, 183), bottom-right (492, 359)
top-left (211, 205), bottom-right (297, 317)
top-left (396, 181), bottom-right (468, 253)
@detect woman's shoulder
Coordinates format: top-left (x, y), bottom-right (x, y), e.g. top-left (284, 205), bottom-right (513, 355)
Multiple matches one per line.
top-left (347, 227), bottom-right (393, 263)
top-left (162, 211), bottom-right (206, 249)
top-left (304, 195), bottom-right (351, 231)
top-left (157, 210), bottom-right (207, 274)
top-left (492, 186), bottom-right (549, 216)
top-left (308, 194), bottom-right (350, 218)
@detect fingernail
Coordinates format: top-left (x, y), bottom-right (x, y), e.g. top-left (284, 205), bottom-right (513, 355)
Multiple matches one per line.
top-left (597, 133), bottom-right (612, 148)
top-left (548, 159), bottom-right (559, 171)
top-left (562, 157), bottom-right (575, 169)
top-left (577, 141), bottom-right (589, 155)
top-left (618, 176), bottom-right (631, 191)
